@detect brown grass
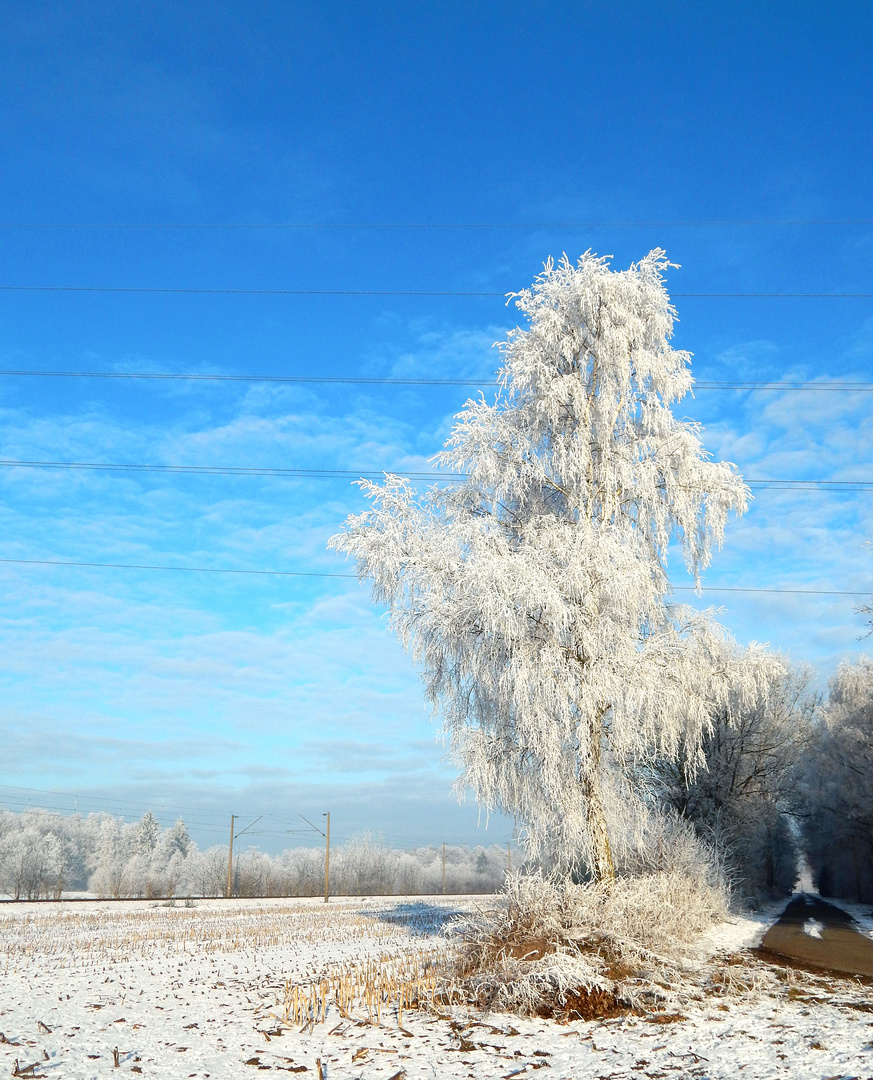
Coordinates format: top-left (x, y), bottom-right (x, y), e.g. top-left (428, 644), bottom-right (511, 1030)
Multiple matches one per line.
top-left (551, 986), bottom-right (627, 1021)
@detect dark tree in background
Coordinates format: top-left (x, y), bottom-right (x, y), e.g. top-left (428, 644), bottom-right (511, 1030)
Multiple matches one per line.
top-left (801, 656), bottom-right (873, 902)
top-left (650, 649), bottom-right (816, 901)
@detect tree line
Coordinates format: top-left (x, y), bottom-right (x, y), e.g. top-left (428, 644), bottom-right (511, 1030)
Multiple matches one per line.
top-left (0, 810), bottom-right (510, 900)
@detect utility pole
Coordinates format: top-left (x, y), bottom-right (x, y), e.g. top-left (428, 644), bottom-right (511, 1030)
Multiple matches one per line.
top-left (442, 842), bottom-right (446, 895)
top-left (323, 812), bottom-right (330, 904)
top-left (225, 814), bottom-right (262, 899)
top-left (226, 815), bottom-right (235, 899)
top-left (508, 841), bottom-right (512, 874)
top-left (299, 812), bottom-right (331, 902)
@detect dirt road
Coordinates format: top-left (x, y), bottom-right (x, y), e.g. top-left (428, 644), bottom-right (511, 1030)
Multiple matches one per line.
top-left (758, 893), bottom-right (873, 977)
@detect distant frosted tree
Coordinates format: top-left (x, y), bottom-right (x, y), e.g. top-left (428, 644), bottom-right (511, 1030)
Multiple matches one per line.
top-left (802, 655), bottom-right (873, 900)
top-left (651, 645), bottom-right (815, 899)
top-left (135, 811), bottom-right (161, 853)
top-left (189, 845), bottom-right (229, 897)
top-left (0, 810), bottom-right (71, 899)
top-left (160, 818), bottom-right (191, 860)
top-left (89, 817), bottom-right (133, 898)
top-left (331, 251), bottom-right (754, 882)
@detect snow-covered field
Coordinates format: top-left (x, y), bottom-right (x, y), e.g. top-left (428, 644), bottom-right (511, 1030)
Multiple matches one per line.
top-left (2, 896), bottom-right (872, 1079)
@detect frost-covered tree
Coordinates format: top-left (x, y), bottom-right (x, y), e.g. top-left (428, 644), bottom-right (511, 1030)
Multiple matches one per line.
top-left (802, 655), bottom-right (873, 901)
top-left (331, 251), bottom-right (754, 882)
top-left (189, 845), bottom-right (229, 897)
top-left (134, 810), bottom-right (161, 854)
top-left (0, 809), bottom-right (80, 899)
top-left (650, 646), bottom-right (815, 899)
top-left (89, 817), bottom-right (133, 898)
top-left (333, 831), bottom-right (397, 896)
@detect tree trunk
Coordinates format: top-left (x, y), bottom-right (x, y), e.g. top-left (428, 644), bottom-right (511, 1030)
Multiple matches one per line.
top-left (586, 778), bottom-right (615, 885)
top-left (583, 710), bottom-right (615, 885)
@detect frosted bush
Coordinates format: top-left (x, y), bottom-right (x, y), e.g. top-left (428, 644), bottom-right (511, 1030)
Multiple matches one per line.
top-left (451, 822), bottom-right (729, 1017)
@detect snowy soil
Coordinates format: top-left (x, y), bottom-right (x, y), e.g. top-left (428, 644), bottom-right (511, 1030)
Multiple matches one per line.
top-left (2, 896), bottom-right (873, 1079)
top-left (815, 896), bottom-right (873, 940)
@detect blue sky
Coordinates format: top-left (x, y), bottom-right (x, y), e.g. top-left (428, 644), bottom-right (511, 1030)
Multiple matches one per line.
top-left (1, 1), bottom-right (872, 852)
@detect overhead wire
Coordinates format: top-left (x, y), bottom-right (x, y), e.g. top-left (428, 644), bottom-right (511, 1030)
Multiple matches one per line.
top-left (0, 784), bottom-right (338, 839)
top-left (0, 284), bottom-right (871, 297)
top-left (0, 459), bottom-right (454, 480)
top-left (0, 557), bottom-right (867, 596)
top-left (0, 459), bottom-right (453, 480)
top-left (0, 557), bottom-right (355, 577)
top-left (0, 458), bottom-right (871, 490)
top-left (0, 785), bottom-right (306, 827)
top-left (1, 370), bottom-right (872, 391)
top-left (0, 369), bottom-right (490, 386)
top-left (1, 218), bottom-right (872, 228)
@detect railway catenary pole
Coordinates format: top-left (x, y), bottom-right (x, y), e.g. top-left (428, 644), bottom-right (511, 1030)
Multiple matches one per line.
top-left (323, 812), bottom-right (330, 903)
top-left (226, 815), bottom-right (235, 898)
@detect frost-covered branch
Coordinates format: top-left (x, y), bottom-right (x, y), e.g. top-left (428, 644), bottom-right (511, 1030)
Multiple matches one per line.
top-left (331, 251), bottom-right (755, 882)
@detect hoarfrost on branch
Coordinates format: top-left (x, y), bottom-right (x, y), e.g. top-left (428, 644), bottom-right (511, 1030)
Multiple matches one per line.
top-left (330, 250), bottom-right (761, 882)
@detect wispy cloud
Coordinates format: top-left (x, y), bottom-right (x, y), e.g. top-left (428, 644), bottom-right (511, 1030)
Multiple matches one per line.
top-left (679, 342), bottom-right (873, 678)
top-left (2, 311), bottom-right (872, 829)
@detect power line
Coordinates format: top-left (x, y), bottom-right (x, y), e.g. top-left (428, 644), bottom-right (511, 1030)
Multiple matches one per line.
top-left (3, 285), bottom-right (502, 297)
top-left (0, 285), bottom-right (871, 298)
top-left (0, 557), bottom-right (868, 595)
top-left (1, 458), bottom-right (872, 490)
top-left (0, 459), bottom-right (455, 480)
top-left (1, 370), bottom-right (873, 392)
top-left (672, 585), bottom-right (870, 596)
top-left (0, 557), bottom-right (355, 577)
top-left (0, 785), bottom-right (320, 825)
top-left (0, 785), bottom-right (351, 842)
top-left (0, 801), bottom-right (238, 836)
top-left (746, 480), bottom-right (873, 490)
top-left (0, 784), bottom-right (242, 827)
top-left (1, 219), bottom-right (872, 228)
top-left (0, 369), bottom-right (490, 386)
top-left (678, 293), bottom-right (873, 299)
top-left (694, 381), bottom-right (873, 392)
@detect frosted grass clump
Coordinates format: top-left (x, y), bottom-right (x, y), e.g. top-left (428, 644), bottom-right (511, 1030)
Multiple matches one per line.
top-left (452, 855), bottom-right (729, 1017)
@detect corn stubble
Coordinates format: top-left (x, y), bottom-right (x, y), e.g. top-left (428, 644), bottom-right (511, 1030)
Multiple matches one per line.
top-left (279, 947), bottom-right (461, 1031)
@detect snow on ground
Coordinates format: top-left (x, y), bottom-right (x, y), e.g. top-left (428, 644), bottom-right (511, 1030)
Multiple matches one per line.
top-left (817, 896), bottom-right (873, 940)
top-left (693, 900), bottom-right (787, 957)
top-left (2, 896), bottom-right (873, 1079)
